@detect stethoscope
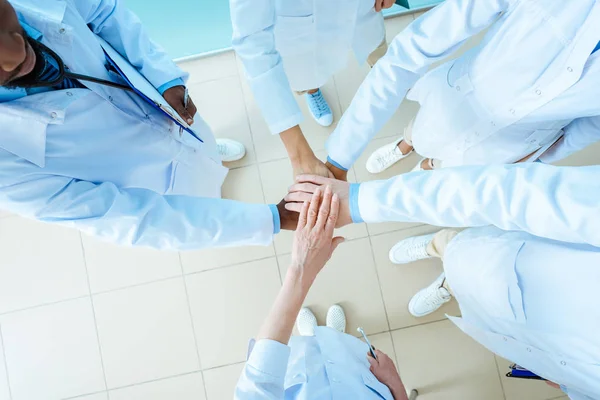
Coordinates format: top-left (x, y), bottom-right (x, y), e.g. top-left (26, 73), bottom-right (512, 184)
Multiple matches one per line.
top-left (31, 41), bottom-right (134, 92)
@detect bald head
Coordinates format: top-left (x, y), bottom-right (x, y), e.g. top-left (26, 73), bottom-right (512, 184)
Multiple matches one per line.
top-left (0, 0), bottom-right (37, 86)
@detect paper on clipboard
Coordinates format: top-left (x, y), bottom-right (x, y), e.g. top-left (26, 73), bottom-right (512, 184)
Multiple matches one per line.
top-left (96, 37), bottom-right (202, 143)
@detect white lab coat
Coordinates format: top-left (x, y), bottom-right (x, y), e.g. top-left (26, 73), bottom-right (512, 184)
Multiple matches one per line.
top-left (351, 163), bottom-right (600, 399)
top-left (0, 0), bottom-right (276, 250)
top-left (231, 0), bottom-right (385, 134)
top-left (327, 0), bottom-right (600, 169)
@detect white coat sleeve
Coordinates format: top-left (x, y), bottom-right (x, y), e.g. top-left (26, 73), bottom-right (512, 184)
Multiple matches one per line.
top-left (326, 0), bottom-right (514, 170)
top-left (0, 173), bottom-right (277, 251)
top-left (539, 116), bottom-right (600, 164)
top-left (235, 340), bottom-right (290, 400)
top-left (230, 0), bottom-right (303, 135)
top-left (352, 163), bottom-right (600, 247)
top-left (70, 0), bottom-right (187, 89)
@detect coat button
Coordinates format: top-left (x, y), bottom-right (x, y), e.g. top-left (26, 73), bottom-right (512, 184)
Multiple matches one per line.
top-left (66, 92), bottom-right (73, 97)
top-left (526, 348), bottom-right (531, 352)
top-left (456, 86), bottom-right (461, 92)
top-left (59, 27), bottom-right (66, 34)
top-left (503, 337), bottom-right (508, 342)
top-left (567, 67), bottom-right (573, 72)
top-left (510, 109), bottom-right (516, 115)
top-left (561, 361), bottom-right (567, 366)
top-left (535, 89), bottom-right (542, 95)
top-left (50, 112), bottom-right (57, 119)
top-left (108, 96), bottom-right (114, 102)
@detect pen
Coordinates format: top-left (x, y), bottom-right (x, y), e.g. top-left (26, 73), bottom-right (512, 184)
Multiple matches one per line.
top-left (184, 87), bottom-right (189, 110)
top-left (357, 327), bottom-right (377, 360)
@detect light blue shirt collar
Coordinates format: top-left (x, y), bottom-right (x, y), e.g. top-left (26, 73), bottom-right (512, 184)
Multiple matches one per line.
top-left (0, 22), bottom-right (43, 103)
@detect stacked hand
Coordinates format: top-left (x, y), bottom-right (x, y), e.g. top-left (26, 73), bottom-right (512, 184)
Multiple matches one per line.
top-left (285, 175), bottom-right (352, 228)
top-left (290, 185), bottom-right (345, 285)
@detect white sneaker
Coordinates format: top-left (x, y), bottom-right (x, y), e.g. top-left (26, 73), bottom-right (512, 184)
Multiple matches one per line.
top-left (326, 304), bottom-right (346, 333)
top-left (296, 307), bottom-right (318, 336)
top-left (366, 137), bottom-right (413, 174)
top-left (389, 233), bottom-right (436, 264)
top-left (216, 138), bottom-right (246, 162)
top-left (408, 273), bottom-right (452, 317)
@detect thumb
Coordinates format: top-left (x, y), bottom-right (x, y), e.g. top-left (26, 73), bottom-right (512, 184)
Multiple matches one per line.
top-left (174, 102), bottom-right (193, 125)
top-left (367, 353), bottom-right (378, 369)
top-left (331, 236), bottom-right (345, 252)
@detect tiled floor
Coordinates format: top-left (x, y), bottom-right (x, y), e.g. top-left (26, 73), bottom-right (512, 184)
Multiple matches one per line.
top-left (0, 12), bottom-right (596, 400)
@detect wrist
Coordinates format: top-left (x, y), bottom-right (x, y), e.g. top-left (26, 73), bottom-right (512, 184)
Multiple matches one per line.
top-left (285, 266), bottom-right (315, 295)
top-left (280, 126), bottom-right (314, 163)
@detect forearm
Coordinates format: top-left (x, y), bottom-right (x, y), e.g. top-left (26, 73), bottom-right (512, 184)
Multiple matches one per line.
top-left (351, 163), bottom-right (600, 246)
top-left (389, 383), bottom-right (409, 400)
top-left (257, 267), bottom-right (311, 345)
top-left (280, 125), bottom-right (315, 163)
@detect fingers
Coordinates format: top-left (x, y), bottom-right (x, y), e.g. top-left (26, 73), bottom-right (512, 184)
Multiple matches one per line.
top-left (374, 0), bottom-right (383, 12)
top-left (367, 353), bottom-right (378, 368)
top-left (285, 202), bottom-right (303, 213)
top-left (306, 187), bottom-right (322, 228)
top-left (296, 174), bottom-right (333, 186)
top-left (174, 101), bottom-right (193, 126)
top-left (185, 96), bottom-right (197, 125)
top-left (284, 191), bottom-right (313, 204)
top-left (325, 193), bottom-right (340, 235)
top-left (315, 186), bottom-right (332, 230)
top-left (297, 200), bottom-right (309, 232)
top-left (289, 183), bottom-right (319, 194)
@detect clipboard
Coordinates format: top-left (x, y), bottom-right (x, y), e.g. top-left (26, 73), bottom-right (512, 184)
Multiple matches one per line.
top-left (506, 364), bottom-right (546, 381)
top-left (97, 38), bottom-right (203, 143)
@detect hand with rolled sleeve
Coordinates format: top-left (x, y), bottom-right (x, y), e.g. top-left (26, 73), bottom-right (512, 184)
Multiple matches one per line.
top-left (368, 350), bottom-right (409, 400)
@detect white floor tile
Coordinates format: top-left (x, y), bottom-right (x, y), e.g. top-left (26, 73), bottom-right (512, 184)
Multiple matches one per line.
top-left (68, 393), bottom-right (108, 400)
top-left (279, 238), bottom-right (389, 336)
top-left (392, 320), bottom-right (505, 400)
top-left (496, 356), bottom-right (564, 400)
top-left (178, 51), bottom-right (238, 85)
top-left (186, 258), bottom-right (281, 369)
top-left (109, 372), bottom-right (206, 400)
top-left (370, 227), bottom-right (461, 330)
top-left (0, 329), bottom-right (10, 400)
top-left (0, 217), bottom-right (89, 314)
top-left (93, 278), bottom-right (199, 388)
top-left (181, 166), bottom-right (275, 273)
top-left (1, 298), bottom-right (105, 400)
top-left (188, 76), bottom-right (255, 168)
top-left (82, 235), bottom-right (182, 293)
top-left (203, 363), bottom-right (245, 400)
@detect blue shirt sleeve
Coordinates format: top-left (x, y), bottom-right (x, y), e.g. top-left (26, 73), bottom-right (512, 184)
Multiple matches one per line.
top-left (349, 183), bottom-right (363, 223)
top-left (269, 204), bottom-right (281, 234)
top-left (235, 339), bottom-right (291, 400)
top-left (157, 78), bottom-right (185, 95)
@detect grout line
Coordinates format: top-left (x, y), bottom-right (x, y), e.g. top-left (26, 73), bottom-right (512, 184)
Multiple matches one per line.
top-left (366, 234), bottom-right (392, 332)
top-left (0, 294), bottom-right (90, 317)
top-left (79, 233), bottom-right (110, 393)
top-left (201, 360), bottom-right (245, 373)
top-left (62, 389), bottom-right (107, 400)
top-left (0, 325), bottom-right (13, 400)
top-left (493, 355), bottom-right (508, 400)
top-left (388, 317), bottom-right (451, 333)
top-left (177, 253), bottom-right (208, 400)
top-left (102, 369), bottom-right (203, 394)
